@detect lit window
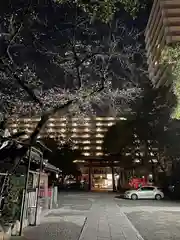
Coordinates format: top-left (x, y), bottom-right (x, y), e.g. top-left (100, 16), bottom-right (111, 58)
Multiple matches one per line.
top-left (134, 159), bottom-right (140, 163)
top-left (96, 146), bottom-right (102, 150)
top-left (125, 153), bottom-right (131, 156)
top-left (72, 146), bottom-right (78, 149)
top-left (107, 122), bottom-right (113, 126)
top-left (119, 117), bottom-right (127, 120)
top-left (82, 134), bottom-right (90, 138)
top-left (60, 118), bottom-right (66, 121)
top-left (72, 123), bottom-right (78, 126)
top-left (96, 128), bottom-right (103, 132)
top-left (96, 117), bottom-right (103, 120)
top-left (84, 146), bottom-right (90, 150)
top-left (96, 140), bottom-right (103, 144)
top-left (84, 128), bottom-right (90, 132)
top-left (96, 122), bottom-right (103, 126)
top-left (84, 122), bottom-right (90, 126)
top-left (49, 123), bottom-right (54, 127)
top-left (61, 134), bottom-right (66, 137)
top-left (150, 152), bottom-right (154, 156)
top-left (13, 129), bottom-right (17, 133)
top-left (73, 160), bottom-right (85, 163)
top-left (12, 124), bottom-right (17, 127)
top-left (72, 134), bottom-right (78, 138)
top-left (21, 134), bottom-right (29, 139)
top-left (83, 140), bottom-right (90, 144)
top-left (25, 129), bottom-right (31, 133)
top-left (72, 128), bottom-right (77, 132)
top-left (84, 117), bottom-right (90, 121)
top-left (83, 152), bottom-right (90, 156)
top-left (96, 134), bottom-right (103, 138)
top-left (60, 129), bottom-right (66, 132)
top-left (49, 118), bottom-right (55, 121)
top-left (106, 117), bottom-right (114, 120)
top-left (72, 118), bottom-right (78, 121)
top-left (96, 152), bottom-right (103, 156)
top-left (49, 134), bottom-right (54, 138)
top-left (60, 123), bottom-right (66, 126)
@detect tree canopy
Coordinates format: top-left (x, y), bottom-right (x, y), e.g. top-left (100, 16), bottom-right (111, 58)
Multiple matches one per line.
top-left (0, 0), bottom-right (148, 144)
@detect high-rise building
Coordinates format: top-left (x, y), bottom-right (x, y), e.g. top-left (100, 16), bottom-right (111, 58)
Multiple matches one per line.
top-left (145, 0), bottom-right (180, 88)
top-left (8, 116), bottom-right (126, 158)
top-left (8, 116), bottom-right (157, 190)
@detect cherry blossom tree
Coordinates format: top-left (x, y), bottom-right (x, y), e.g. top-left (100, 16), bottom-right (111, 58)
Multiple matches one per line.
top-left (0, 1), bottom-right (147, 144)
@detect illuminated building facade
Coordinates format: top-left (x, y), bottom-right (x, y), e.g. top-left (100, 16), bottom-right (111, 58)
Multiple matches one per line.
top-left (8, 116), bottom-right (159, 190)
top-left (8, 116), bottom-right (126, 158)
top-left (145, 0), bottom-right (180, 87)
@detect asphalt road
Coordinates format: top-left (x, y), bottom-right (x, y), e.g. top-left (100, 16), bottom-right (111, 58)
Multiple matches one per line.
top-left (116, 197), bottom-right (180, 240)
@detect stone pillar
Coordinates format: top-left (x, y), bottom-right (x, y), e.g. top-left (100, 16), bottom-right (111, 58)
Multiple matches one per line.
top-left (44, 174), bottom-right (49, 209)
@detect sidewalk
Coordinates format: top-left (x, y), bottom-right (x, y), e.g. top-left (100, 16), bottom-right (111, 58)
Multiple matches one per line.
top-left (9, 192), bottom-right (144, 240)
top-left (79, 197), bottom-right (144, 240)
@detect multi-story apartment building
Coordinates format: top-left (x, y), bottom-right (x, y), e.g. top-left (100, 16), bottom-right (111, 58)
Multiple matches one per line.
top-left (145, 0), bottom-right (180, 88)
top-left (8, 116), bottom-right (158, 190)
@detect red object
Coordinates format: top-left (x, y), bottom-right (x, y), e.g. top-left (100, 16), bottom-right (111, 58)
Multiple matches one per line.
top-left (129, 177), bottom-right (148, 189)
top-left (39, 188), bottom-right (52, 197)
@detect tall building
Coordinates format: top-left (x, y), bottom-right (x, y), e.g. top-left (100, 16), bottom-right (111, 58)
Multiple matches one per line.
top-left (8, 116), bottom-right (126, 157)
top-left (8, 116), bottom-right (157, 190)
top-left (145, 0), bottom-right (180, 88)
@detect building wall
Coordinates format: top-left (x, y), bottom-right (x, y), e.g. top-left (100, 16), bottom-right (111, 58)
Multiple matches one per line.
top-left (145, 0), bottom-right (180, 87)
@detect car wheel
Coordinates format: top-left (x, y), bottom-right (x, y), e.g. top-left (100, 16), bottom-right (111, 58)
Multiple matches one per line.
top-left (131, 194), bottom-right (138, 200)
top-left (155, 194), bottom-right (162, 200)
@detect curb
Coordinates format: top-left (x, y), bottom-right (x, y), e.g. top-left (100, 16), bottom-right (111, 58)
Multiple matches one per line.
top-left (78, 217), bottom-right (87, 240)
top-left (120, 211), bottom-right (144, 240)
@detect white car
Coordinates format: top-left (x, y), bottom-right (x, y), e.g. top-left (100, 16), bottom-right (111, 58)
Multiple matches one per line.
top-left (124, 186), bottom-right (164, 200)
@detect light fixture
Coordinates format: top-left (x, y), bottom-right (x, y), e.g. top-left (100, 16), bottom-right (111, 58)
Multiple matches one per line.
top-left (84, 146), bottom-right (90, 150)
top-left (60, 129), bottom-right (66, 132)
top-left (96, 122), bottom-right (103, 126)
top-left (96, 152), bottom-right (103, 156)
top-left (96, 146), bottom-right (102, 150)
top-left (83, 152), bottom-right (90, 156)
top-left (82, 134), bottom-right (90, 138)
top-left (60, 123), bottom-right (66, 126)
top-left (96, 128), bottom-right (103, 132)
top-left (72, 117), bottom-right (78, 121)
top-left (84, 128), bottom-right (90, 132)
top-left (72, 128), bottom-right (77, 132)
top-left (96, 134), bottom-right (103, 138)
top-left (72, 134), bottom-right (78, 138)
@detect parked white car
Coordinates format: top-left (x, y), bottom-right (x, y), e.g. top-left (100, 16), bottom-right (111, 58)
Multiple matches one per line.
top-left (124, 186), bottom-right (164, 200)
